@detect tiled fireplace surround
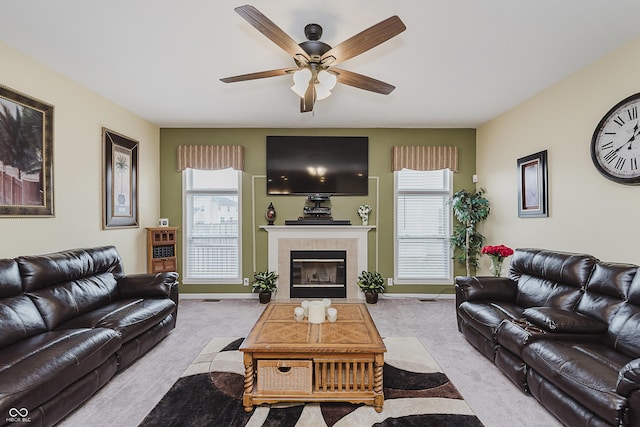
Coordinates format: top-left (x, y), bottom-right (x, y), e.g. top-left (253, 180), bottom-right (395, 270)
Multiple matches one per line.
top-left (260, 226), bottom-right (375, 300)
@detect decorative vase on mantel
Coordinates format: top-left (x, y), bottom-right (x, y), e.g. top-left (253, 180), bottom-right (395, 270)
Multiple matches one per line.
top-left (358, 204), bottom-right (372, 226)
top-left (265, 202), bottom-right (276, 226)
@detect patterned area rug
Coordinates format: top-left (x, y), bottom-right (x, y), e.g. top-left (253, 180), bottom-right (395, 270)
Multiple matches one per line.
top-left (139, 337), bottom-right (484, 427)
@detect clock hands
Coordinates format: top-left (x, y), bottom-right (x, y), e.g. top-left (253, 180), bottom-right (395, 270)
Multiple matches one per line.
top-left (609, 120), bottom-right (640, 154)
top-left (627, 120), bottom-right (640, 144)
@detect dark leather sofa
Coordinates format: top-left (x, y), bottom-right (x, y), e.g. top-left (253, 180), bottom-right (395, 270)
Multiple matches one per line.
top-left (455, 248), bottom-right (640, 426)
top-left (0, 246), bottom-right (178, 426)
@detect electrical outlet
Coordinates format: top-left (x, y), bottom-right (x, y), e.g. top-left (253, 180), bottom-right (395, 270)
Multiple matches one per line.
top-left (387, 278), bottom-right (393, 286)
top-left (243, 278), bottom-right (249, 286)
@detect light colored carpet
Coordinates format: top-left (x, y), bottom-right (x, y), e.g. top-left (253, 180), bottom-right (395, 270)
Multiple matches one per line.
top-left (58, 298), bottom-right (562, 427)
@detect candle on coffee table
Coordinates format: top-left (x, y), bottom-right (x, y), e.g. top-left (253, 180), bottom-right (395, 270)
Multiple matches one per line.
top-left (308, 301), bottom-right (325, 324)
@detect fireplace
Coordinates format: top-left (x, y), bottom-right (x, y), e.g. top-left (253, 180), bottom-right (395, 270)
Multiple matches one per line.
top-left (290, 250), bottom-right (347, 298)
top-left (260, 225), bottom-right (374, 300)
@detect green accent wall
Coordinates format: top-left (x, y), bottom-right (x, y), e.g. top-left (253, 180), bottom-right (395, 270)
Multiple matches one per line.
top-left (160, 128), bottom-right (476, 295)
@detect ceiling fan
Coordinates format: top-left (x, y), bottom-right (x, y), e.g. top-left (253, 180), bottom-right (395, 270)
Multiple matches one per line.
top-left (220, 5), bottom-right (406, 113)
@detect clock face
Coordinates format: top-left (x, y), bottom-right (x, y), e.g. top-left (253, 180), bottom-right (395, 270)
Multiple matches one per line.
top-left (591, 93), bottom-right (640, 185)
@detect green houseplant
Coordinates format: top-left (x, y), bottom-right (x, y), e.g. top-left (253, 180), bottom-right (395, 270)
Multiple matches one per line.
top-left (450, 189), bottom-right (490, 276)
top-left (251, 270), bottom-right (278, 304)
top-left (357, 271), bottom-right (385, 304)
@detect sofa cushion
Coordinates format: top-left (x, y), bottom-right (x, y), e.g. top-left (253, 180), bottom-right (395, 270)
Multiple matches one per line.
top-left (56, 298), bottom-right (176, 343)
top-left (0, 328), bottom-right (122, 416)
top-left (27, 273), bottom-right (119, 330)
top-left (523, 340), bottom-right (631, 424)
top-left (509, 249), bottom-right (594, 310)
top-left (0, 295), bottom-right (48, 348)
top-left (606, 303), bottom-right (640, 359)
top-left (18, 246), bottom-right (124, 291)
top-left (577, 262), bottom-right (637, 325)
top-left (523, 307), bottom-right (608, 334)
top-left (0, 259), bottom-right (22, 298)
top-left (603, 273), bottom-right (640, 358)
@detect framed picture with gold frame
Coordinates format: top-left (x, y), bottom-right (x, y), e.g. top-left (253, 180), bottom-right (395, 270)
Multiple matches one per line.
top-left (102, 128), bottom-right (139, 228)
top-left (517, 150), bottom-right (548, 218)
top-left (0, 85), bottom-right (54, 217)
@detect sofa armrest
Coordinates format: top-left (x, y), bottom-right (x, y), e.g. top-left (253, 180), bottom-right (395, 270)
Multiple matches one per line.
top-left (118, 272), bottom-right (179, 302)
top-left (455, 276), bottom-right (517, 306)
top-left (618, 359), bottom-right (640, 396)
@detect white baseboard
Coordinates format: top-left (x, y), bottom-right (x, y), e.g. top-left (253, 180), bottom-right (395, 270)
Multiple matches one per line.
top-left (178, 293), bottom-right (455, 300)
top-left (380, 293), bottom-right (455, 300)
top-left (179, 293), bottom-right (256, 300)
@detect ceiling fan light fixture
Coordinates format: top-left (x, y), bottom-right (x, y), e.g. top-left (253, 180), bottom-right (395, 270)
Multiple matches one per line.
top-left (291, 68), bottom-right (312, 98)
top-left (315, 70), bottom-right (337, 100)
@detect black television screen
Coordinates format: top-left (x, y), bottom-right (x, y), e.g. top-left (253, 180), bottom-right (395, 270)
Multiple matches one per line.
top-left (266, 136), bottom-right (368, 195)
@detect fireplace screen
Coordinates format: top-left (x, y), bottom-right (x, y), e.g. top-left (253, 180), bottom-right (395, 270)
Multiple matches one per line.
top-left (290, 250), bottom-right (346, 298)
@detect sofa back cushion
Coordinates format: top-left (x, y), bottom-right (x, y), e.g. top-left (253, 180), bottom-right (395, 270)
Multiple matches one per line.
top-left (0, 259), bottom-right (22, 298)
top-left (605, 271), bottom-right (640, 358)
top-left (0, 295), bottom-right (48, 348)
top-left (28, 274), bottom-right (119, 330)
top-left (18, 247), bottom-right (123, 330)
top-left (509, 248), bottom-right (596, 310)
top-left (577, 262), bottom-right (636, 324)
top-left (18, 246), bottom-right (124, 291)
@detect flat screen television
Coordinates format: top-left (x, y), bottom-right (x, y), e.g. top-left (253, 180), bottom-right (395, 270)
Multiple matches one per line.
top-left (266, 136), bottom-right (368, 196)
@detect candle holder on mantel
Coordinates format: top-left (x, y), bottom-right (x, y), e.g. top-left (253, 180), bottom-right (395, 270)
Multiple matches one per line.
top-left (266, 202), bottom-right (276, 225)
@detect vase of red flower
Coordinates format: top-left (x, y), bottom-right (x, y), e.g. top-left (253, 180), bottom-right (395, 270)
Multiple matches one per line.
top-left (481, 245), bottom-right (514, 277)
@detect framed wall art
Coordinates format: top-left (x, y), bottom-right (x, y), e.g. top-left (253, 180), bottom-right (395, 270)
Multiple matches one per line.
top-left (102, 128), bottom-right (139, 228)
top-left (517, 150), bottom-right (548, 218)
top-left (0, 85), bottom-right (54, 217)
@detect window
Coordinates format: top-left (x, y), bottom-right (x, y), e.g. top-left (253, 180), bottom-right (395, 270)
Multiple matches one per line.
top-left (394, 169), bottom-right (452, 284)
top-left (183, 168), bottom-right (241, 283)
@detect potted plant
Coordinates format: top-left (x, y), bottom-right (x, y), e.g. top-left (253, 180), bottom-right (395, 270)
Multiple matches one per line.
top-left (450, 188), bottom-right (490, 276)
top-left (357, 271), bottom-right (385, 304)
top-left (251, 270), bottom-right (278, 304)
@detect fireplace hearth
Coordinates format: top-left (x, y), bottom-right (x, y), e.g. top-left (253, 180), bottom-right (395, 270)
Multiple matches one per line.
top-left (290, 250), bottom-right (347, 298)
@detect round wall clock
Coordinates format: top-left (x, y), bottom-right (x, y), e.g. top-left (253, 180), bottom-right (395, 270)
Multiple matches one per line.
top-left (591, 92), bottom-right (640, 185)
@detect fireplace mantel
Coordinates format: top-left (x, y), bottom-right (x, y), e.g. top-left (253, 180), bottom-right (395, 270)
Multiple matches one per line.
top-left (260, 225), bottom-right (375, 300)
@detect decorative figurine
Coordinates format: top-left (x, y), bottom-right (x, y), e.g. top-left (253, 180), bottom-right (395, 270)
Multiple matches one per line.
top-left (358, 204), bottom-right (372, 226)
top-left (266, 202), bottom-right (276, 225)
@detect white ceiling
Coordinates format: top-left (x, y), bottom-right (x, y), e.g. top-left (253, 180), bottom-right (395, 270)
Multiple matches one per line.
top-left (2, 1), bottom-right (640, 128)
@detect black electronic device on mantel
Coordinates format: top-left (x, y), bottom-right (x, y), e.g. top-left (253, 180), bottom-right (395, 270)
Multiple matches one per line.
top-left (266, 136), bottom-right (368, 195)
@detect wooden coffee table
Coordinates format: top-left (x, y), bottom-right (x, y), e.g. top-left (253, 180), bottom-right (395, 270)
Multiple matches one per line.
top-left (239, 302), bottom-right (386, 412)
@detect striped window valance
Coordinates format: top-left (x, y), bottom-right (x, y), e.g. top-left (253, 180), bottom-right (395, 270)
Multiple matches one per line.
top-left (392, 146), bottom-right (458, 172)
top-left (177, 145), bottom-right (245, 171)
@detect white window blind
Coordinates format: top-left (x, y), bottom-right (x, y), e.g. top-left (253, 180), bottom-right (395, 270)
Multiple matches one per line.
top-left (183, 168), bottom-right (241, 283)
top-left (395, 169), bottom-right (452, 283)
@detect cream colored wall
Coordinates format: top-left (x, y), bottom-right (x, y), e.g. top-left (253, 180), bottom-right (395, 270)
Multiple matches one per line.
top-left (1, 42), bottom-right (160, 272)
top-left (477, 35), bottom-right (640, 267)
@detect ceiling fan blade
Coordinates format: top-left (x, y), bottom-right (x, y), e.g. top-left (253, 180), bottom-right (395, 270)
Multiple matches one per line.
top-left (321, 16), bottom-right (406, 66)
top-left (220, 67), bottom-right (296, 83)
top-left (332, 68), bottom-right (396, 94)
top-left (300, 83), bottom-right (315, 113)
top-left (234, 5), bottom-right (309, 60)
